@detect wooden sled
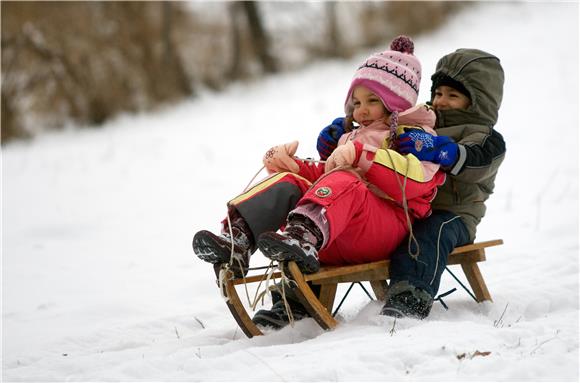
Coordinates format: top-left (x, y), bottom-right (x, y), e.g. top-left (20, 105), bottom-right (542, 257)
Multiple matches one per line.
top-left (215, 239), bottom-right (503, 337)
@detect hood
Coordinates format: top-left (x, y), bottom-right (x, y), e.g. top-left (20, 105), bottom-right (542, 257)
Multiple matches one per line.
top-left (430, 49), bottom-right (505, 128)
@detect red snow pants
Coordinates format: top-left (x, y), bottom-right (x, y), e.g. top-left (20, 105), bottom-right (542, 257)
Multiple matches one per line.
top-left (229, 171), bottom-right (409, 266)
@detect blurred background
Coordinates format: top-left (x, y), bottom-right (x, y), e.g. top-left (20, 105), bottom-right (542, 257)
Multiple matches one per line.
top-left (1, 1), bottom-right (470, 144)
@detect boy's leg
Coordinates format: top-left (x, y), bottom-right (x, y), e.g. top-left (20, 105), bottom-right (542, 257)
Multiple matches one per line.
top-left (382, 210), bottom-right (470, 319)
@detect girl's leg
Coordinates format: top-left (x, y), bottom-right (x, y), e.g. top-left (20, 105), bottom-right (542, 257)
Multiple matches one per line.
top-left (228, 172), bottom-right (313, 240)
top-left (257, 170), bottom-right (408, 272)
top-left (193, 172), bottom-right (312, 276)
top-left (295, 170), bottom-right (408, 265)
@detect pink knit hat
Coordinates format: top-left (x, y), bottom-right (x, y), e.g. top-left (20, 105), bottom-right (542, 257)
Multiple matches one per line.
top-left (345, 35), bottom-right (421, 115)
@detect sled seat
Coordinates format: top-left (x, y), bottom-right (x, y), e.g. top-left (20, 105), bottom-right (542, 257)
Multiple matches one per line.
top-left (216, 239), bottom-right (503, 337)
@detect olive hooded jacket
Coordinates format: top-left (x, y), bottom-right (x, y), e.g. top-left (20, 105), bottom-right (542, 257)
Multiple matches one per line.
top-left (429, 49), bottom-right (506, 241)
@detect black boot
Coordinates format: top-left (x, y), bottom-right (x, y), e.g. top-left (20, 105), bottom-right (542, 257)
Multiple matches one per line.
top-left (252, 289), bottom-right (310, 329)
top-left (380, 281), bottom-right (433, 319)
top-left (257, 215), bottom-right (323, 274)
top-left (192, 216), bottom-right (255, 277)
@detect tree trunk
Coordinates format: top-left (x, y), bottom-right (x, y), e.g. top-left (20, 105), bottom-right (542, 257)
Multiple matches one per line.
top-left (162, 2), bottom-right (193, 96)
top-left (228, 2), bottom-right (244, 80)
top-left (241, 1), bottom-right (277, 74)
top-left (326, 2), bottom-right (342, 57)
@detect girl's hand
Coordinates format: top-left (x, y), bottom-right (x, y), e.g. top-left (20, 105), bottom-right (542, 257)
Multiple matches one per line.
top-left (325, 141), bottom-right (360, 173)
top-left (263, 141), bottom-right (300, 174)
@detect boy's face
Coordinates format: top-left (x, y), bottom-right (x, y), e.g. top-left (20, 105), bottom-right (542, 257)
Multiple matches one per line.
top-left (432, 85), bottom-right (471, 111)
top-left (352, 85), bottom-right (389, 127)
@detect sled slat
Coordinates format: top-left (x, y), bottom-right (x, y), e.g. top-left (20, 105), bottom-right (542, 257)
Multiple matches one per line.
top-left (231, 272), bottom-right (282, 285)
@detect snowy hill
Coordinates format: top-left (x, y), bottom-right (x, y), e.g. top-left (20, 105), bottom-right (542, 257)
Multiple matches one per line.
top-left (2, 2), bottom-right (579, 381)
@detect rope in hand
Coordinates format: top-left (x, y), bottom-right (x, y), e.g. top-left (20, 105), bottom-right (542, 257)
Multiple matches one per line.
top-left (217, 142), bottom-right (420, 320)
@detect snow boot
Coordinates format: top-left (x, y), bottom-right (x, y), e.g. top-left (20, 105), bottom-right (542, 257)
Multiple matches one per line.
top-left (252, 289), bottom-right (309, 329)
top-left (192, 218), bottom-right (255, 278)
top-left (380, 281), bottom-right (433, 319)
top-left (257, 215), bottom-right (322, 274)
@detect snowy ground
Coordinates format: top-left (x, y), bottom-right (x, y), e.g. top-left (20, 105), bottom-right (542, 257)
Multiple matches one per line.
top-left (2, 2), bottom-right (579, 381)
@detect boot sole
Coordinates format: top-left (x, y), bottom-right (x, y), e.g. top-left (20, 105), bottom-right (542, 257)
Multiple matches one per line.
top-left (252, 306), bottom-right (310, 330)
top-left (252, 310), bottom-right (286, 329)
top-left (257, 232), bottom-right (320, 274)
top-left (380, 306), bottom-right (405, 318)
top-left (192, 230), bottom-right (232, 264)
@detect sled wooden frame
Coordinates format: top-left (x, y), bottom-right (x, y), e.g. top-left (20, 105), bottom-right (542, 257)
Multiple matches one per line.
top-left (215, 239), bottom-right (503, 337)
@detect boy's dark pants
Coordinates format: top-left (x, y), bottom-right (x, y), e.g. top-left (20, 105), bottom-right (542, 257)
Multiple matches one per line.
top-left (388, 210), bottom-right (470, 298)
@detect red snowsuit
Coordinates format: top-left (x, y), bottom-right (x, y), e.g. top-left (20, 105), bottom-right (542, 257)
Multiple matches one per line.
top-left (229, 106), bottom-right (446, 265)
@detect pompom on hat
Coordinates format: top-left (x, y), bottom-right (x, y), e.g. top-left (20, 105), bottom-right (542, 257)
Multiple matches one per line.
top-left (344, 35), bottom-right (421, 115)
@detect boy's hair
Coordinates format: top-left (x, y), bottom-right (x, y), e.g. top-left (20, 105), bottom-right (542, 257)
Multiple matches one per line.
top-left (430, 73), bottom-right (471, 100)
top-left (429, 48), bottom-right (504, 125)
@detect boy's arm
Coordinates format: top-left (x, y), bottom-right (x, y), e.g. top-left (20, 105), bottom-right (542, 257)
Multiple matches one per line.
top-left (450, 129), bottom-right (506, 181)
top-left (397, 128), bottom-right (506, 183)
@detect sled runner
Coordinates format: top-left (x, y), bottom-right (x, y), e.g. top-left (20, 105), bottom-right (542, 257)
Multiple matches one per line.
top-left (215, 239), bottom-right (503, 337)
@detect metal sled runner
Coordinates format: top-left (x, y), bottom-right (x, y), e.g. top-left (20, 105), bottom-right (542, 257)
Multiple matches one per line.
top-left (215, 239), bottom-right (503, 337)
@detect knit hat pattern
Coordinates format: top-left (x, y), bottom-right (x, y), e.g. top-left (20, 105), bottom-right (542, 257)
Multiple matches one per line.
top-left (345, 35), bottom-right (421, 115)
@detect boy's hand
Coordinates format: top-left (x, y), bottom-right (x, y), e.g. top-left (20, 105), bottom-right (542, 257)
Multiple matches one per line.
top-left (398, 131), bottom-right (459, 167)
top-left (263, 141), bottom-right (300, 173)
top-left (317, 117), bottom-right (346, 160)
top-left (325, 141), bottom-right (361, 173)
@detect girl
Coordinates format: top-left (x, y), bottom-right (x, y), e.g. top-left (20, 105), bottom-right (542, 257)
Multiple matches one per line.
top-left (193, 36), bottom-right (445, 278)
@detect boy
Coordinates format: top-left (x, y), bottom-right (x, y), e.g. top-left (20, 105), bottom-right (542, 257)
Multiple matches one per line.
top-left (318, 48), bottom-right (506, 319)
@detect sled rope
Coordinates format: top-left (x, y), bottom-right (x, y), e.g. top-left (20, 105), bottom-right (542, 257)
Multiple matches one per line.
top-left (242, 165), bottom-right (267, 193)
top-left (217, 266), bottom-right (230, 302)
top-left (273, 266), bottom-right (298, 326)
top-left (429, 215), bottom-right (463, 286)
top-left (384, 148), bottom-right (421, 260)
top-left (223, 211), bottom-right (254, 305)
top-left (218, 165), bottom-right (268, 303)
top-left (248, 261), bottom-right (277, 310)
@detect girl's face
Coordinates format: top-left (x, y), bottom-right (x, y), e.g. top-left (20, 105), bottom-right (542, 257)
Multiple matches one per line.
top-left (432, 85), bottom-right (471, 110)
top-left (352, 86), bottom-right (389, 127)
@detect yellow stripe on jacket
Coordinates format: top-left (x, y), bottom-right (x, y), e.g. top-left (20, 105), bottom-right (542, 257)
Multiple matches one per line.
top-left (363, 147), bottom-right (426, 182)
top-left (228, 171), bottom-right (312, 206)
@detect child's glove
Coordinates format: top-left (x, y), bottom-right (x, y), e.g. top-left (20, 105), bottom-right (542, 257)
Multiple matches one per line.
top-left (317, 117), bottom-right (346, 160)
top-left (325, 141), bottom-right (360, 173)
top-left (398, 131), bottom-right (459, 167)
top-left (263, 141), bottom-right (300, 173)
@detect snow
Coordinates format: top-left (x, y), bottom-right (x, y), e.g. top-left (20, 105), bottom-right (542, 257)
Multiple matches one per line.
top-left (2, 2), bottom-right (579, 381)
